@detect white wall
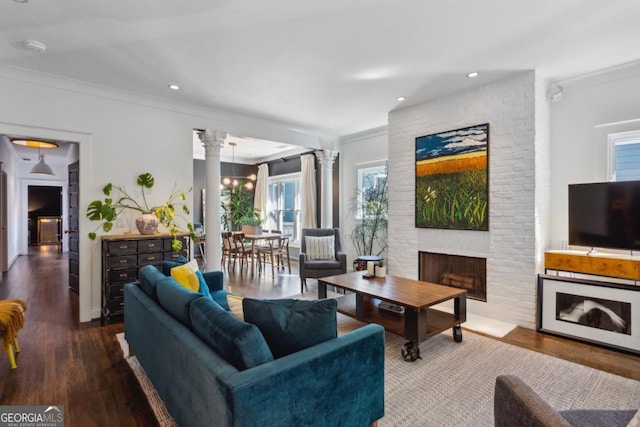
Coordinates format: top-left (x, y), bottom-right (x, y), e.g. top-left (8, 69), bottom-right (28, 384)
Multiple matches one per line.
top-left (550, 62), bottom-right (640, 251)
top-left (339, 127), bottom-right (389, 265)
top-left (388, 71), bottom-right (550, 328)
top-left (0, 65), bottom-right (323, 322)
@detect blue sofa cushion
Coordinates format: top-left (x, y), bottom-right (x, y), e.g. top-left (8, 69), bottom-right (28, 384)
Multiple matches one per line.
top-left (157, 277), bottom-right (202, 328)
top-left (243, 298), bottom-right (338, 358)
top-left (138, 264), bottom-right (167, 300)
top-left (161, 254), bottom-right (189, 276)
top-left (211, 288), bottom-right (231, 311)
top-left (190, 297), bottom-right (274, 371)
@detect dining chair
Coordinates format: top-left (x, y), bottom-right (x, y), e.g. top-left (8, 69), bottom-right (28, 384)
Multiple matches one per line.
top-left (258, 230), bottom-right (291, 276)
top-left (232, 232), bottom-right (252, 272)
top-left (221, 232), bottom-right (234, 270)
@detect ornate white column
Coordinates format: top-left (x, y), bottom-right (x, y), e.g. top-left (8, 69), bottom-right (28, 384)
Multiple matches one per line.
top-left (199, 128), bottom-right (226, 272)
top-left (316, 149), bottom-right (339, 228)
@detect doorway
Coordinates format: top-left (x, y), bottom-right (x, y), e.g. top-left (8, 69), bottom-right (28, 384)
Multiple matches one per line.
top-left (0, 164), bottom-right (7, 275)
top-left (28, 185), bottom-right (63, 249)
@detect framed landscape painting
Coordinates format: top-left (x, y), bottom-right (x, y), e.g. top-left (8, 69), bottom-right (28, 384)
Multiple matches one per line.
top-left (415, 123), bottom-right (489, 230)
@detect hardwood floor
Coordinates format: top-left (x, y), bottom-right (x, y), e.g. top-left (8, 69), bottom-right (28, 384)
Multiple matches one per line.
top-left (0, 247), bottom-right (638, 426)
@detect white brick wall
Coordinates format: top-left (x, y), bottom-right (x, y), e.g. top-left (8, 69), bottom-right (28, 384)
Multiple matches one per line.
top-left (388, 71), bottom-right (548, 328)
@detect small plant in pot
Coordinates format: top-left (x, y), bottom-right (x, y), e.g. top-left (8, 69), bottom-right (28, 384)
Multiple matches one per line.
top-left (239, 213), bottom-right (263, 235)
top-left (375, 259), bottom-right (386, 277)
top-left (86, 172), bottom-right (194, 251)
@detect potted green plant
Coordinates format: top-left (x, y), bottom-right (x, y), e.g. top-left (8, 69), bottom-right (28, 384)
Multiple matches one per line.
top-left (238, 213), bottom-right (263, 235)
top-left (86, 172), bottom-right (194, 251)
top-left (374, 259), bottom-right (386, 277)
top-left (221, 183), bottom-right (260, 232)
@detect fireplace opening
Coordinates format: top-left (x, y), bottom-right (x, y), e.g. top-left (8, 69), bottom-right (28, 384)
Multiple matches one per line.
top-left (419, 251), bottom-right (487, 301)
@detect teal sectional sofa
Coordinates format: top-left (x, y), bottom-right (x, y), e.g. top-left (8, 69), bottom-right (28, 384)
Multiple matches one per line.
top-left (124, 264), bottom-right (385, 427)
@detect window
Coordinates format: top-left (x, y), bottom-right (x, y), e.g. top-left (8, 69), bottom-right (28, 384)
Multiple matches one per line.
top-left (267, 173), bottom-right (302, 243)
top-left (356, 164), bottom-right (387, 219)
top-left (608, 130), bottom-right (640, 181)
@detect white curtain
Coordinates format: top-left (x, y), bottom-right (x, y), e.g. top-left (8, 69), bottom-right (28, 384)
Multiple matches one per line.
top-left (254, 163), bottom-right (270, 229)
top-left (301, 154), bottom-right (317, 228)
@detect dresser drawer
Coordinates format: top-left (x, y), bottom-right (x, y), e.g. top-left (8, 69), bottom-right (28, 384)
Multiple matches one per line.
top-left (138, 252), bottom-right (163, 266)
top-left (107, 254), bottom-right (138, 269)
top-left (107, 268), bottom-right (137, 284)
top-left (138, 239), bottom-right (163, 253)
top-left (104, 282), bottom-right (126, 299)
top-left (107, 241), bottom-right (137, 255)
top-left (105, 297), bottom-right (124, 315)
top-left (164, 250), bottom-right (188, 261)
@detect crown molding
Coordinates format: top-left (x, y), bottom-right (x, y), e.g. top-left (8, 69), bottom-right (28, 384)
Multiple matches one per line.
top-left (0, 64), bottom-right (323, 148)
top-left (339, 125), bottom-right (388, 145)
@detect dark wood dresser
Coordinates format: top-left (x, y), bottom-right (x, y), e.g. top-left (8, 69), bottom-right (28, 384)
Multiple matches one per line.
top-left (101, 233), bottom-right (190, 325)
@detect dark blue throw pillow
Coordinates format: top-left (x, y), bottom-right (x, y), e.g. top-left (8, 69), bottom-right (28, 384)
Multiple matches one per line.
top-left (190, 298), bottom-right (274, 370)
top-left (161, 255), bottom-right (189, 276)
top-left (242, 298), bottom-right (338, 358)
top-left (138, 264), bottom-right (167, 300)
top-left (157, 277), bottom-right (202, 328)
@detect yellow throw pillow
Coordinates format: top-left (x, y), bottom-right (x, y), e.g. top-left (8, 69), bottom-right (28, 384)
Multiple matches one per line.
top-left (227, 295), bottom-right (245, 321)
top-left (171, 259), bottom-right (201, 292)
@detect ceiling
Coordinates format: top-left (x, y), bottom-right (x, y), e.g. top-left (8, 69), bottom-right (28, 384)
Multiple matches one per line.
top-left (2, 0), bottom-right (640, 146)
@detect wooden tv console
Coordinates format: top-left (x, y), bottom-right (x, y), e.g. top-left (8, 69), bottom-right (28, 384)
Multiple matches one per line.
top-left (544, 250), bottom-right (640, 281)
top-left (540, 250), bottom-right (640, 354)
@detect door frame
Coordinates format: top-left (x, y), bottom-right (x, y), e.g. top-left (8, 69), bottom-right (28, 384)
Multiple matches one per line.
top-left (0, 120), bottom-right (93, 323)
top-left (0, 163), bottom-right (7, 275)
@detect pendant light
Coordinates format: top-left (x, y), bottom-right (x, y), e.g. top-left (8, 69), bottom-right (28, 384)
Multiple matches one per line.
top-left (30, 149), bottom-right (55, 175)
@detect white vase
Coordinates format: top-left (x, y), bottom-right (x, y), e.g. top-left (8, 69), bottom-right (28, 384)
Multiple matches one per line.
top-left (375, 265), bottom-right (386, 278)
top-left (135, 212), bottom-right (159, 235)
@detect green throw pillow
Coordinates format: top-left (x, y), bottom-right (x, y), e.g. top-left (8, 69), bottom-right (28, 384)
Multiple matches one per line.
top-left (242, 298), bottom-right (338, 358)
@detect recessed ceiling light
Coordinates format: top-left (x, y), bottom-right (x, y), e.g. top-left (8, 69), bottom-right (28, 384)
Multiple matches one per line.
top-left (168, 84), bottom-right (180, 90)
top-left (14, 0), bottom-right (29, 3)
top-left (466, 72), bottom-right (479, 78)
top-left (11, 139), bottom-right (58, 149)
top-left (22, 40), bottom-right (46, 53)
top-left (396, 96), bottom-right (407, 102)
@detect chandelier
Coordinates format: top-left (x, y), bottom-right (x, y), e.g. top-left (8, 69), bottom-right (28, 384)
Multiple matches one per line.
top-left (222, 142), bottom-right (257, 190)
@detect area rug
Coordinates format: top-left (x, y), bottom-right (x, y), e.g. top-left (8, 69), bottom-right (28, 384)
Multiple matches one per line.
top-left (117, 315), bottom-right (640, 426)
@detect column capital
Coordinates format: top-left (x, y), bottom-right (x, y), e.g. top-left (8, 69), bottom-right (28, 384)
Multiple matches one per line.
top-left (315, 150), bottom-right (339, 169)
top-left (199, 128), bottom-right (226, 153)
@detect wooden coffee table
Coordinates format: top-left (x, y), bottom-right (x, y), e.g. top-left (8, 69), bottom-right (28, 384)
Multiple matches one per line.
top-left (318, 272), bottom-right (467, 360)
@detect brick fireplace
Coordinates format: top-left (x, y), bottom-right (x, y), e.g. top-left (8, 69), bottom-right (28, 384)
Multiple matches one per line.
top-left (419, 251), bottom-right (487, 301)
top-left (386, 71), bottom-right (548, 328)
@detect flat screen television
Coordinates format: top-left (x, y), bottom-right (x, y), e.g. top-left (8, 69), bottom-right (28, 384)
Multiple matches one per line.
top-left (569, 181), bottom-right (640, 251)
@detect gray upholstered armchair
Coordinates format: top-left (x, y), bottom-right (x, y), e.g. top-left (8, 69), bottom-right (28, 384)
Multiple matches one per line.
top-left (494, 375), bottom-right (638, 427)
top-left (299, 228), bottom-right (347, 293)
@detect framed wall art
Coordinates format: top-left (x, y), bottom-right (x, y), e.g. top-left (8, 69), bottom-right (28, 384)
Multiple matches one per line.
top-left (415, 123), bottom-right (489, 230)
top-left (537, 274), bottom-right (640, 354)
